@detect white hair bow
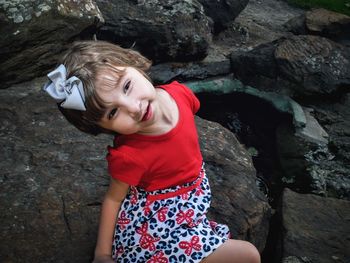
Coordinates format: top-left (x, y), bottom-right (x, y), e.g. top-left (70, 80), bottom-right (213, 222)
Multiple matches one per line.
top-left (43, 64), bottom-right (86, 111)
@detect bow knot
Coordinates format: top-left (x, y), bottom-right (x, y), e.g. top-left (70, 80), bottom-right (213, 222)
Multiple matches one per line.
top-left (43, 64), bottom-right (86, 111)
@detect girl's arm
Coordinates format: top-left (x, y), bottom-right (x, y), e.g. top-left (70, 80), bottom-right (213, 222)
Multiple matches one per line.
top-left (93, 178), bottom-right (129, 263)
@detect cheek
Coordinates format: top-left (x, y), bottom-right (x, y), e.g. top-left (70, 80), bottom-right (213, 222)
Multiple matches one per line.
top-left (114, 117), bottom-right (137, 133)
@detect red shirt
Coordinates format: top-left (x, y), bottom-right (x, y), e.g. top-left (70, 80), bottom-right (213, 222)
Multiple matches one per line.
top-left (106, 81), bottom-right (202, 191)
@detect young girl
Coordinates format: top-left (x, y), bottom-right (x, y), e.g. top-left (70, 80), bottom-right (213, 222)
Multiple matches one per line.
top-left (43, 40), bottom-right (260, 263)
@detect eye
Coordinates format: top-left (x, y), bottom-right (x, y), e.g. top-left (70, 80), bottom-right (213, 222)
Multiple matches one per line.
top-left (123, 80), bottom-right (131, 93)
top-left (108, 108), bottom-right (118, 120)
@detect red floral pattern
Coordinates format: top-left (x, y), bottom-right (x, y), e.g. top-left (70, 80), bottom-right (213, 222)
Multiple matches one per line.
top-left (144, 199), bottom-right (153, 216)
top-left (136, 222), bottom-right (161, 251)
top-left (179, 236), bottom-right (202, 256)
top-left (112, 167), bottom-right (231, 262)
top-left (130, 186), bottom-right (138, 205)
top-left (176, 209), bottom-right (194, 225)
top-left (157, 207), bottom-right (168, 222)
top-left (117, 211), bottom-right (131, 230)
top-left (146, 251), bottom-right (169, 263)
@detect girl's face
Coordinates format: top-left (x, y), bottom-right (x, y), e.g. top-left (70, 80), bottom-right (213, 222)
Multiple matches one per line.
top-left (97, 67), bottom-right (158, 135)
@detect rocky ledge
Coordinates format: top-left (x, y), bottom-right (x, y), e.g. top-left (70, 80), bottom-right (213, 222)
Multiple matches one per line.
top-left (0, 0), bottom-right (349, 262)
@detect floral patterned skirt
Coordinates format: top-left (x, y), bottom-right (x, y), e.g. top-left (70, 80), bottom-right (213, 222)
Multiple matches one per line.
top-left (112, 165), bottom-right (230, 263)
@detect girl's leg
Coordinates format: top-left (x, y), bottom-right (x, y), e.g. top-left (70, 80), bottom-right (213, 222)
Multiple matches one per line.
top-left (201, 239), bottom-right (261, 263)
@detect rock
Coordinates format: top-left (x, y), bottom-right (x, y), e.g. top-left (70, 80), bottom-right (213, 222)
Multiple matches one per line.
top-left (283, 14), bottom-right (307, 35)
top-left (308, 93), bottom-right (350, 200)
top-left (305, 9), bottom-right (350, 39)
top-left (285, 8), bottom-right (350, 46)
top-left (276, 35), bottom-right (350, 96)
top-left (209, 0), bottom-right (304, 70)
top-left (276, 106), bottom-right (337, 195)
top-left (231, 35), bottom-right (350, 98)
top-left (295, 107), bottom-right (329, 145)
top-left (230, 0), bottom-right (303, 49)
top-left (0, 0), bottom-right (104, 89)
top-left (0, 77), bottom-right (271, 261)
top-left (0, 78), bottom-right (108, 263)
top-left (197, 0), bottom-right (249, 33)
top-left (96, 0), bottom-right (212, 63)
top-left (196, 116), bottom-right (271, 251)
top-left (149, 58), bottom-right (231, 85)
top-left (280, 188), bottom-right (350, 263)
top-left (230, 38), bottom-right (285, 93)
top-left (282, 256), bottom-right (311, 263)
top-left (312, 94), bottom-right (350, 163)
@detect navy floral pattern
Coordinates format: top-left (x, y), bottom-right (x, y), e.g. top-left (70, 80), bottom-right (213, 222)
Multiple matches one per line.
top-left (112, 166), bottom-right (230, 262)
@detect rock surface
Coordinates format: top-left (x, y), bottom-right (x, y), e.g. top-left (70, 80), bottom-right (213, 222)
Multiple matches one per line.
top-left (149, 60), bottom-right (231, 84)
top-left (96, 0), bottom-right (212, 63)
top-left (280, 188), bottom-right (350, 263)
top-left (198, 0), bottom-right (249, 33)
top-left (212, 0), bottom-right (304, 57)
top-left (276, 107), bottom-right (331, 193)
top-left (285, 8), bottom-right (350, 46)
top-left (1, 0), bottom-right (350, 262)
top-left (231, 35), bottom-right (350, 98)
top-left (0, 0), bottom-right (104, 88)
top-left (275, 35), bottom-right (350, 97)
top-left (0, 77), bottom-right (270, 262)
top-left (308, 93), bottom-right (350, 200)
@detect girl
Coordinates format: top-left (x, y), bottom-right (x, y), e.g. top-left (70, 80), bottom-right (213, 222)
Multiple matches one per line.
top-left (43, 40), bottom-right (260, 263)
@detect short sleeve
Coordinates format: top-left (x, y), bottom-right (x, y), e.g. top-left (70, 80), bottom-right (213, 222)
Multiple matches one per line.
top-left (172, 81), bottom-right (200, 114)
top-left (186, 85), bottom-right (200, 114)
top-left (106, 146), bottom-right (145, 186)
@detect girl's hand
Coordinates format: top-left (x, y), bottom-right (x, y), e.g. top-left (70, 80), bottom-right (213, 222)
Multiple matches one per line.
top-left (92, 255), bottom-right (114, 263)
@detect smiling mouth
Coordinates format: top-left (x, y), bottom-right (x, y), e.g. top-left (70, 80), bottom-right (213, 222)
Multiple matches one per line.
top-left (141, 102), bottom-right (152, 122)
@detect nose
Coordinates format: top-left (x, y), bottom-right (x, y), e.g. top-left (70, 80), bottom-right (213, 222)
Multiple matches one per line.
top-left (123, 99), bottom-right (141, 118)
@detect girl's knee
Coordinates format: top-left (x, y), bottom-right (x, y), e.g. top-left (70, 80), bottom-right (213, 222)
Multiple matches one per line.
top-left (201, 239), bottom-right (260, 263)
top-left (242, 241), bottom-right (261, 263)
top-left (227, 239), bottom-right (260, 263)
top-left (202, 239), bottom-right (260, 263)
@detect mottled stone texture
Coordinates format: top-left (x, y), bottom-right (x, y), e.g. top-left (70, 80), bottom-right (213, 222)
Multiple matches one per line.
top-left (0, 77), bottom-right (270, 262)
top-left (284, 8), bottom-right (350, 45)
top-left (0, 0), bottom-right (104, 88)
top-left (96, 0), bottom-right (212, 63)
top-left (231, 35), bottom-right (350, 97)
top-left (305, 8), bottom-right (350, 38)
top-left (197, 0), bottom-right (249, 33)
top-left (275, 35), bottom-right (350, 96)
top-left (280, 188), bottom-right (350, 263)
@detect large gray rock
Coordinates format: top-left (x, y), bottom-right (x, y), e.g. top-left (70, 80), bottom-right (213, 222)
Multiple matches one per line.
top-left (197, 0), bottom-right (249, 33)
top-left (0, 0), bottom-right (104, 89)
top-left (275, 35), bottom-right (350, 96)
top-left (96, 0), bottom-right (212, 63)
top-left (149, 59), bottom-right (231, 84)
top-left (231, 35), bottom-right (350, 98)
top-left (202, 0), bottom-right (304, 71)
top-left (284, 8), bottom-right (350, 46)
top-left (309, 93), bottom-right (350, 200)
top-left (276, 94), bottom-right (350, 200)
top-left (305, 8), bottom-right (350, 44)
top-left (276, 107), bottom-right (332, 195)
top-left (280, 188), bottom-right (350, 263)
top-left (0, 77), bottom-right (270, 262)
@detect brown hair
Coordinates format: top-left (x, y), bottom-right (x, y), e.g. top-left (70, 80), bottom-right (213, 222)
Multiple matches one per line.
top-left (58, 40), bottom-right (152, 135)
